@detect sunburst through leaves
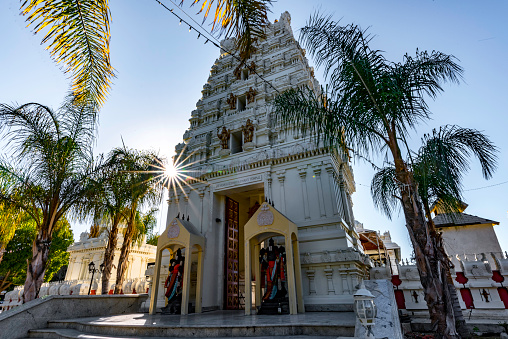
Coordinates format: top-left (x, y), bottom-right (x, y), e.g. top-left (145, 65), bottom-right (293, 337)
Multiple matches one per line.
top-left (147, 145), bottom-right (207, 201)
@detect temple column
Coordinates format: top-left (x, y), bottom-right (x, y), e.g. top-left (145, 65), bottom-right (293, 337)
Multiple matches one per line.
top-left (339, 268), bottom-right (351, 295)
top-left (312, 163), bottom-right (326, 217)
top-left (276, 170), bottom-right (286, 214)
top-left (325, 165), bottom-right (339, 216)
top-left (267, 177), bottom-right (273, 202)
top-left (183, 190), bottom-right (190, 216)
top-left (199, 188), bottom-right (206, 233)
top-left (298, 165), bottom-right (310, 219)
top-left (306, 269), bottom-right (316, 295)
top-left (324, 266), bottom-right (335, 295)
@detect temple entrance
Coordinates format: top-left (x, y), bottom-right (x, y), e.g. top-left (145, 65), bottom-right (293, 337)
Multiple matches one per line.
top-left (217, 184), bottom-right (264, 310)
top-left (224, 197), bottom-right (240, 309)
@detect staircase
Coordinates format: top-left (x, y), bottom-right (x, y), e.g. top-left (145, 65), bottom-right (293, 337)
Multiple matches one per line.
top-left (24, 311), bottom-right (356, 339)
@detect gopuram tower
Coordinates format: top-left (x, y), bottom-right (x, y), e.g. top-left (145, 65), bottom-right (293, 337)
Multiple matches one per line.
top-left (157, 12), bottom-right (371, 313)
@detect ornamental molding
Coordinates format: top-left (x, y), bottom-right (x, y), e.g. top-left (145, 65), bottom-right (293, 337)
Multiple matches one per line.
top-left (167, 219), bottom-right (180, 239)
top-left (257, 203), bottom-right (274, 226)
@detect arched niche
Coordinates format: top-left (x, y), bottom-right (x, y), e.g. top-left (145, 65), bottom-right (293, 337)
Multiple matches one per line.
top-left (244, 202), bottom-right (304, 315)
top-left (149, 217), bottom-right (205, 315)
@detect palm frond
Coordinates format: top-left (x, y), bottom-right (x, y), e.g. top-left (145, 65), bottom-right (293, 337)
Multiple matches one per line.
top-left (187, 0), bottom-right (272, 61)
top-left (370, 166), bottom-right (400, 219)
top-left (21, 0), bottom-right (115, 107)
top-left (414, 125), bottom-right (497, 213)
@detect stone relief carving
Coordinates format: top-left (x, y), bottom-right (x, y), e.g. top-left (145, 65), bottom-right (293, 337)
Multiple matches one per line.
top-left (167, 219), bottom-right (180, 239)
top-left (321, 250), bottom-right (332, 263)
top-left (302, 252), bottom-right (313, 264)
top-left (241, 118), bottom-right (255, 143)
top-left (79, 232), bottom-right (89, 242)
top-left (217, 126), bottom-right (230, 149)
top-left (226, 93), bottom-right (236, 109)
top-left (246, 87), bottom-right (257, 104)
top-left (249, 61), bottom-right (256, 74)
top-left (257, 203), bottom-right (274, 226)
top-left (233, 66), bottom-right (242, 80)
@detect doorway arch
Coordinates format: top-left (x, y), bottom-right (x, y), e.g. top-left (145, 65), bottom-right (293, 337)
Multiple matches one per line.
top-left (243, 202), bottom-right (304, 315)
top-left (149, 217), bottom-right (205, 315)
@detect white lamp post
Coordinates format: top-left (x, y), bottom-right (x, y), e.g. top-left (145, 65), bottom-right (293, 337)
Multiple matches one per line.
top-left (353, 282), bottom-right (377, 339)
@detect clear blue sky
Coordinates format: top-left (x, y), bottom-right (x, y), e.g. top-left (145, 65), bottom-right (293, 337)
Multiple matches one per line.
top-left (1, 0), bottom-right (506, 260)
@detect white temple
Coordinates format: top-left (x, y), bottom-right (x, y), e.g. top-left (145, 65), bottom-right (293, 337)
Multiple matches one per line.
top-left (151, 12), bottom-right (371, 313)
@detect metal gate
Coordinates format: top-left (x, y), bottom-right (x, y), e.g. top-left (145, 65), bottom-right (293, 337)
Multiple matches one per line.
top-left (224, 197), bottom-right (240, 309)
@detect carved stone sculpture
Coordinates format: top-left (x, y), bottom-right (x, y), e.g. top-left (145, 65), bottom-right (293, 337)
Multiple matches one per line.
top-left (241, 119), bottom-right (255, 143)
top-left (234, 66), bottom-right (242, 80)
top-left (226, 93), bottom-right (236, 109)
top-left (249, 61), bottom-right (256, 74)
top-left (217, 126), bottom-right (230, 149)
top-left (246, 87), bottom-right (257, 104)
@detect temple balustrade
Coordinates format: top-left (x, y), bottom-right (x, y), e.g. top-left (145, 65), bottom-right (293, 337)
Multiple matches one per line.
top-left (388, 251), bottom-right (508, 320)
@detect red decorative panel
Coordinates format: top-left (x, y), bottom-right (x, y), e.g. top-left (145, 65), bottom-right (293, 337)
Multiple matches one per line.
top-left (224, 197), bottom-right (240, 310)
top-left (394, 289), bottom-right (406, 309)
top-left (391, 275), bottom-right (402, 287)
top-left (492, 270), bottom-right (505, 283)
top-left (455, 272), bottom-right (469, 285)
top-left (460, 288), bottom-right (474, 309)
top-left (498, 287), bottom-right (508, 309)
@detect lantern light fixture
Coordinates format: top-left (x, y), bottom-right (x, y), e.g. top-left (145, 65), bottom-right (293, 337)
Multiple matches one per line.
top-left (353, 282), bottom-right (377, 339)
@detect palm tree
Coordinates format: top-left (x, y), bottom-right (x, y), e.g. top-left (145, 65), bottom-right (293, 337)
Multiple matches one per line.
top-left (0, 97), bottom-right (98, 302)
top-left (370, 125), bottom-right (497, 337)
top-left (20, 0), bottom-right (272, 109)
top-left (110, 148), bottom-right (163, 294)
top-left (74, 150), bottom-right (133, 295)
top-left (272, 15), bottom-right (496, 338)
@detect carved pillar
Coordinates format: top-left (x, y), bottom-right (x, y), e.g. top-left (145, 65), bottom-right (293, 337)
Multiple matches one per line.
top-left (312, 163), bottom-right (326, 217)
top-left (174, 196), bottom-right (180, 212)
top-left (199, 188), bottom-right (206, 233)
top-left (276, 170), bottom-right (286, 214)
top-left (183, 190), bottom-right (190, 215)
top-left (325, 165), bottom-right (339, 216)
top-left (306, 269), bottom-right (316, 295)
top-left (339, 269), bottom-right (351, 294)
top-left (298, 165), bottom-right (310, 219)
top-left (324, 266), bottom-right (335, 295)
top-left (267, 177), bottom-right (272, 202)
top-left (66, 258), bottom-right (76, 280)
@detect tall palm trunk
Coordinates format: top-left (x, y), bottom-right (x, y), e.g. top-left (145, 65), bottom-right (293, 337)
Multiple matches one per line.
top-left (389, 137), bottom-right (459, 339)
top-left (114, 211), bottom-right (136, 294)
top-left (23, 227), bottom-right (52, 302)
top-left (101, 216), bottom-right (122, 294)
top-left (423, 199), bottom-right (469, 338)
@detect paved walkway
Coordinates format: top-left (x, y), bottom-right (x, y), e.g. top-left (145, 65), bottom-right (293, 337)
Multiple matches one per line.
top-left (68, 310), bottom-right (356, 327)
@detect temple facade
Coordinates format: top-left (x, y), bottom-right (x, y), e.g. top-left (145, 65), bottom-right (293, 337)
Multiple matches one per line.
top-left (156, 12), bottom-right (371, 313)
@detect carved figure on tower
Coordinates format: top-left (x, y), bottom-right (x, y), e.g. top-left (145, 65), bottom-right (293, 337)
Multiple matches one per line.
top-left (246, 87), bottom-right (257, 104)
top-left (226, 93), bottom-right (236, 109)
top-left (217, 126), bottom-right (230, 149)
top-left (249, 61), bottom-right (256, 74)
top-left (241, 119), bottom-right (255, 143)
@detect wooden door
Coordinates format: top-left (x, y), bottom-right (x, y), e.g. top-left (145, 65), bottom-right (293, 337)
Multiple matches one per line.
top-left (224, 197), bottom-right (240, 309)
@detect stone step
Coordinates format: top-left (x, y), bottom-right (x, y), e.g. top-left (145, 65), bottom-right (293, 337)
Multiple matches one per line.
top-left (27, 328), bottom-right (344, 339)
top-left (46, 320), bottom-right (353, 338)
